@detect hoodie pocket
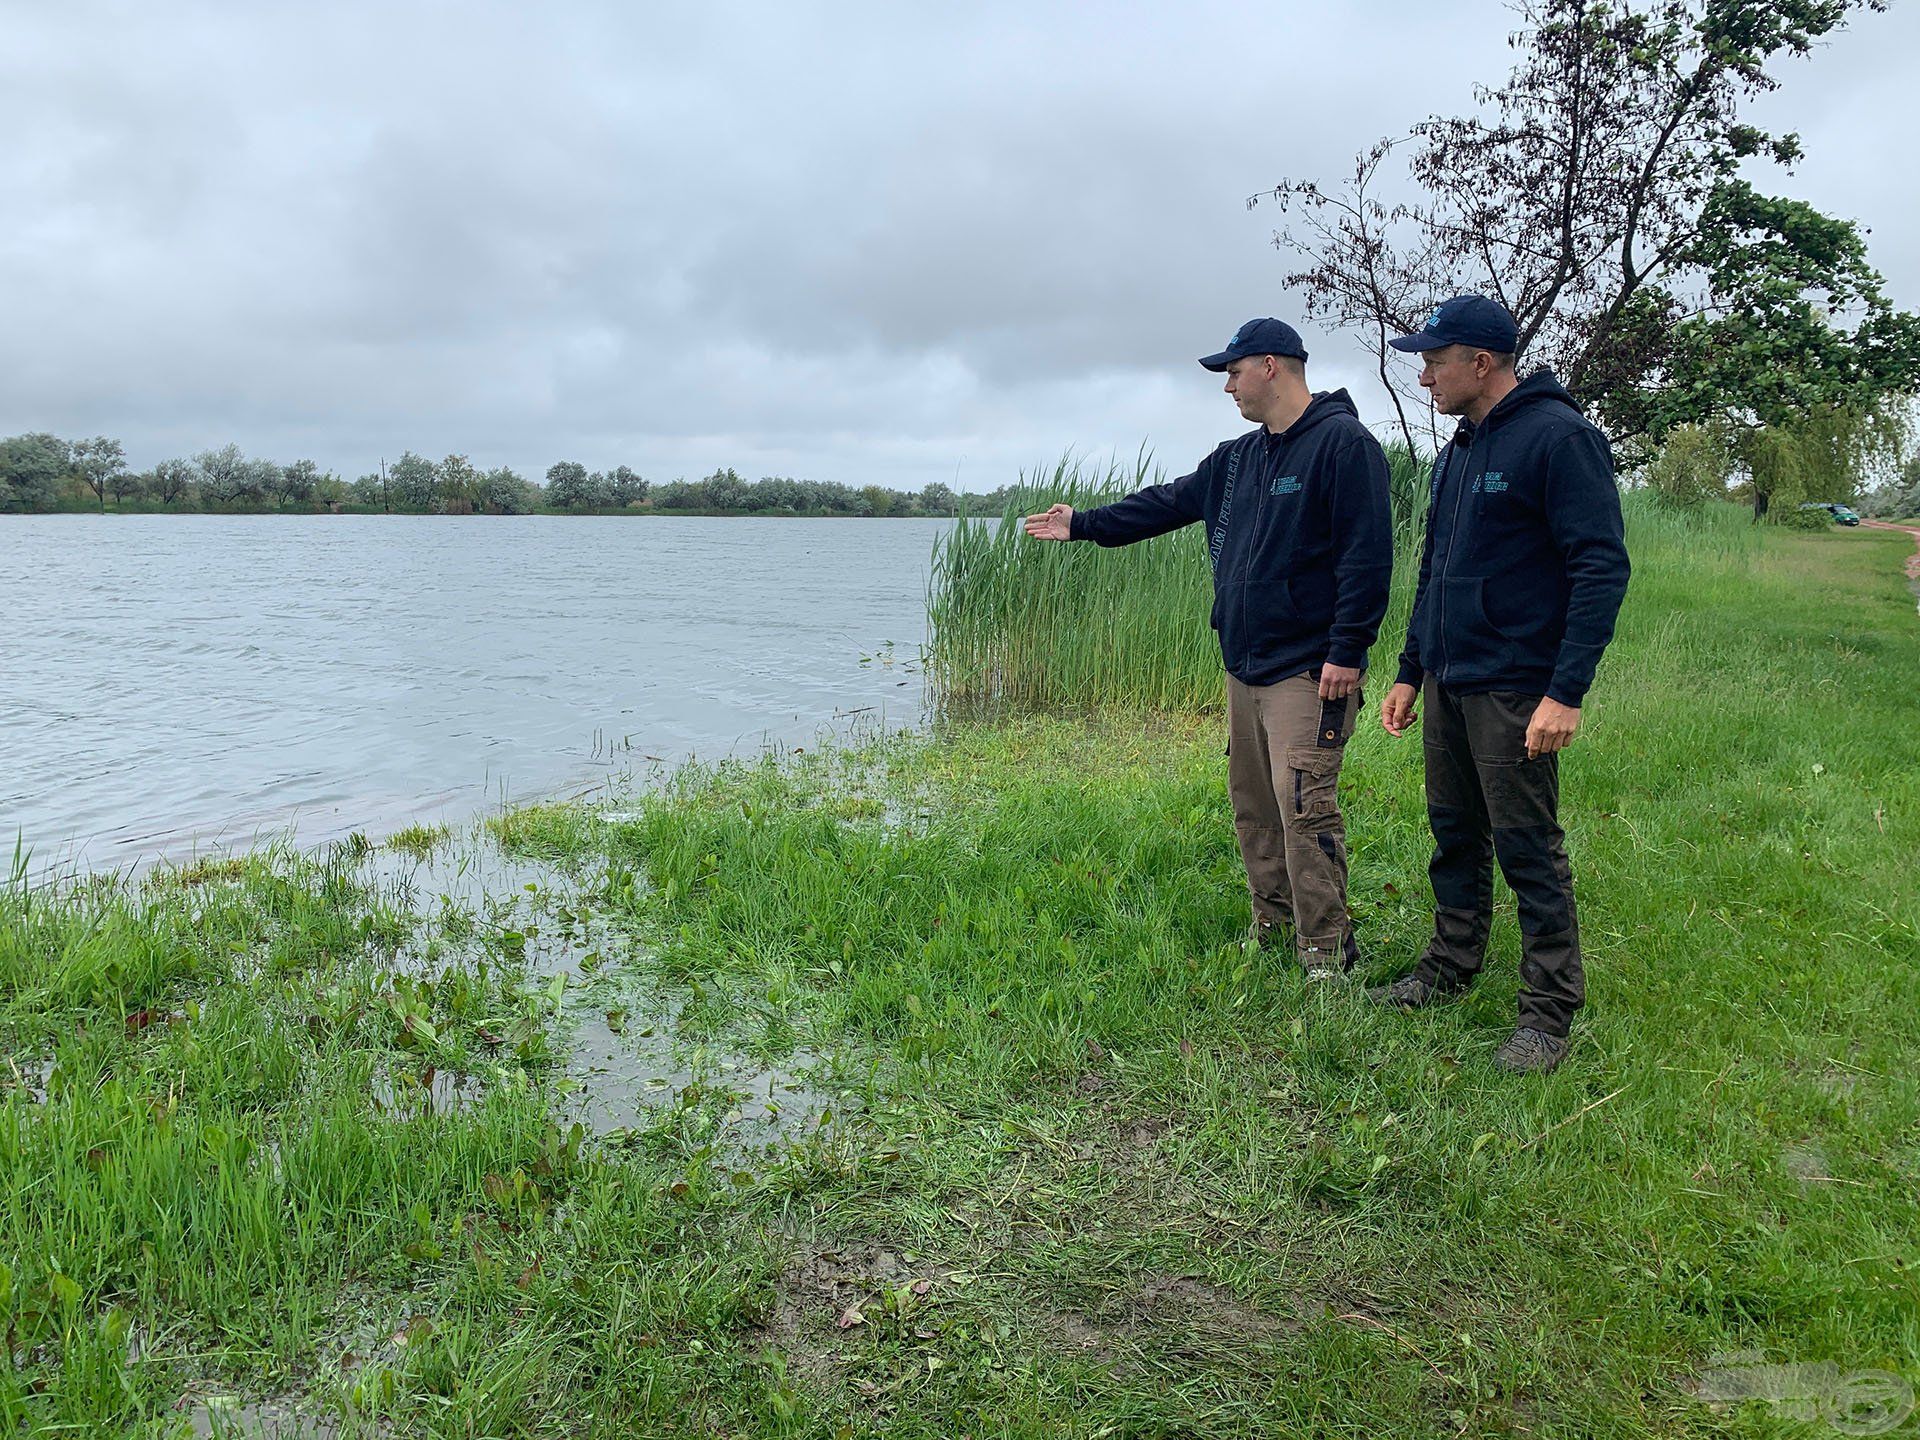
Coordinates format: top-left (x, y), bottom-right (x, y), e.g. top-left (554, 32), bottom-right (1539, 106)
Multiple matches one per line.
top-left (1439, 575), bottom-right (1515, 673)
top-left (1283, 571), bottom-right (1335, 630)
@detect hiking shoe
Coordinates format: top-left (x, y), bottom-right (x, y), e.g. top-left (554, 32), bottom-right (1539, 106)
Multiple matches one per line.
top-left (1365, 972), bottom-right (1457, 1010)
top-left (1301, 943), bottom-right (1352, 984)
top-left (1492, 1027), bottom-right (1569, 1074)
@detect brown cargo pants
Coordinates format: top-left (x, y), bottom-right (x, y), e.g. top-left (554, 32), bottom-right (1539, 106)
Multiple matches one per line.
top-left (1227, 672), bottom-right (1361, 970)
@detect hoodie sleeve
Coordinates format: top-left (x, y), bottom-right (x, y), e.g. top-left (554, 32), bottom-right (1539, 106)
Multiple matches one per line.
top-left (1395, 452), bottom-right (1445, 690)
top-left (1326, 433), bottom-right (1394, 670)
top-left (1068, 451), bottom-right (1213, 546)
top-left (1544, 426), bottom-right (1630, 707)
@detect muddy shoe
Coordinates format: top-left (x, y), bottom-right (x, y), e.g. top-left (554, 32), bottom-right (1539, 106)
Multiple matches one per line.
top-left (1492, 1027), bottom-right (1569, 1074)
top-left (1365, 972), bottom-right (1456, 1009)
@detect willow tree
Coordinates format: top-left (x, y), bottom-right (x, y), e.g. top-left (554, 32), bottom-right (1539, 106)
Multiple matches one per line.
top-left (1254, 0), bottom-right (1920, 458)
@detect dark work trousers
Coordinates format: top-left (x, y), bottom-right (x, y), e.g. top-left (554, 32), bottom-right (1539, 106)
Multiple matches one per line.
top-left (1413, 680), bottom-right (1585, 1035)
top-left (1227, 673), bottom-right (1362, 969)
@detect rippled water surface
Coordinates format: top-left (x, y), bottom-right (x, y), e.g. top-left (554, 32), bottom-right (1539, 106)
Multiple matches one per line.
top-left (2, 516), bottom-right (945, 868)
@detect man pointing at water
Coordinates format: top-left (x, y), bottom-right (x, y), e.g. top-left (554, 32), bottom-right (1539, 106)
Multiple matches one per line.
top-left (1024, 319), bottom-right (1393, 979)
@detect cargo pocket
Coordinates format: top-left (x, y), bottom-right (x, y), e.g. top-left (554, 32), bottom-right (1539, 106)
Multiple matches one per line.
top-left (1285, 746), bottom-right (1343, 822)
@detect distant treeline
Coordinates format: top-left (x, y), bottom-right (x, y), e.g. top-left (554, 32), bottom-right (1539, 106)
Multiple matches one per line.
top-left (0, 433), bottom-right (1019, 518)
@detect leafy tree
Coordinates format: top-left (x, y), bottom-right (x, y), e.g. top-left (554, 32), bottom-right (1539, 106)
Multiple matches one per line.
top-left (71, 436), bottom-right (126, 513)
top-left (0, 432), bottom-right (72, 512)
top-left (279, 459), bottom-right (322, 506)
top-left (702, 467), bottom-right (749, 511)
top-left (545, 460), bottom-right (592, 509)
top-left (149, 458), bottom-right (197, 506)
top-left (387, 451), bottom-right (436, 510)
top-left (919, 481), bottom-right (959, 516)
top-left (434, 453), bottom-right (481, 512)
top-left (861, 484), bottom-right (893, 518)
top-left (194, 444), bottom-right (246, 505)
top-left (608, 465), bottom-right (648, 507)
top-left (480, 466), bottom-right (537, 514)
top-left (1644, 424), bottom-right (1733, 508)
top-left (1735, 400), bottom-right (1906, 520)
top-left (236, 458), bottom-right (282, 506)
top-left (1254, 0), bottom-right (1918, 453)
top-left (106, 467), bottom-right (145, 508)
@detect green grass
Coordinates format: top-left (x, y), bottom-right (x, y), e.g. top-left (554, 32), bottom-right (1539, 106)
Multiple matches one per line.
top-left (385, 823), bottom-right (453, 861)
top-left (3, 506), bottom-right (1917, 1436)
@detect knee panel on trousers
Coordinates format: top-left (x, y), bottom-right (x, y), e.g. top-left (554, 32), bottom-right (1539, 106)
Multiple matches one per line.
top-left (1491, 823), bottom-right (1575, 935)
top-left (1427, 802), bottom-right (1492, 912)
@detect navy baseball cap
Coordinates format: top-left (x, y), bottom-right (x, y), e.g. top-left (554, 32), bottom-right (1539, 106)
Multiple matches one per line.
top-left (1198, 317), bottom-right (1308, 371)
top-left (1388, 295), bottom-right (1519, 354)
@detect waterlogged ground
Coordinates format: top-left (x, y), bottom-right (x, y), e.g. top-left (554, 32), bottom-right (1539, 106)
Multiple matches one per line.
top-left (4, 520), bottom-right (1920, 1437)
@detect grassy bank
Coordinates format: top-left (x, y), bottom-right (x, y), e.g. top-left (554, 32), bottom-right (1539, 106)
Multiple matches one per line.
top-left (4, 510), bottom-right (1918, 1436)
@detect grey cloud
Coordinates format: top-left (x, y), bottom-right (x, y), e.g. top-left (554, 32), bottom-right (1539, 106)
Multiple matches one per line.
top-left (1, 1), bottom-right (1913, 491)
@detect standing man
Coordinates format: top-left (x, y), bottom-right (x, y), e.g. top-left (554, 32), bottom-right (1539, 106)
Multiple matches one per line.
top-left (1369, 295), bottom-right (1630, 1073)
top-left (1024, 319), bottom-right (1393, 979)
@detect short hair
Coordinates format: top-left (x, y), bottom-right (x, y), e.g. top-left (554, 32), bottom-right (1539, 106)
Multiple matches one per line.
top-left (1440, 344), bottom-right (1516, 372)
top-left (1277, 353), bottom-right (1307, 379)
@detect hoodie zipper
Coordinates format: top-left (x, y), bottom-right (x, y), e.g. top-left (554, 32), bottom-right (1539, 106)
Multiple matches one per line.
top-left (1435, 431), bottom-right (1474, 681)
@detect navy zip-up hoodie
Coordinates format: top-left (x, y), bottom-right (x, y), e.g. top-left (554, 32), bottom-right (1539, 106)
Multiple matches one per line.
top-left (1069, 389), bottom-right (1393, 685)
top-left (1395, 370), bottom-right (1629, 706)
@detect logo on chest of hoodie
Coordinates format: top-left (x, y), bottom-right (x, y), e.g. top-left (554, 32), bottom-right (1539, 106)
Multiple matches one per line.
top-left (1269, 475), bottom-right (1302, 497)
top-left (1472, 472), bottom-right (1508, 495)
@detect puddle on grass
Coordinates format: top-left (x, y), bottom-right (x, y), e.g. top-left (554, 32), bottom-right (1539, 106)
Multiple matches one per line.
top-left (358, 820), bottom-right (840, 1153)
top-left (184, 1394), bottom-right (339, 1439)
top-left (0, 1055), bottom-right (55, 1103)
top-left (563, 1004), bottom-right (832, 1150)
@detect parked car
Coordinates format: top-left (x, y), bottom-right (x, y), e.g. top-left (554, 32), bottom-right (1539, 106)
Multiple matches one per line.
top-left (1799, 502), bottom-right (1862, 526)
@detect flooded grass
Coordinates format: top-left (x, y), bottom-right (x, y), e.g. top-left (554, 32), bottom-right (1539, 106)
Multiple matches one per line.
top-left (5, 513), bottom-right (1919, 1434)
top-left (381, 824), bottom-right (450, 863)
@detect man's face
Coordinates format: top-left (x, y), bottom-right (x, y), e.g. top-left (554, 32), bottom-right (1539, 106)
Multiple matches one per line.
top-left (1224, 356), bottom-right (1275, 421)
top-left (1417, 345), bottom-right (1487, 417)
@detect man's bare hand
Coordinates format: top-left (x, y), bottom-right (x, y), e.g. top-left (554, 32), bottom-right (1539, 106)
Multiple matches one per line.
top-left (1525, 697), bottom-right (1580, 759)
top-left (1022, 503), bottom-right (1074, 541)
top-left (1380, 682), bottom-right (1419, 737)
top-left (1318, 663), bottom-right (1361, 700)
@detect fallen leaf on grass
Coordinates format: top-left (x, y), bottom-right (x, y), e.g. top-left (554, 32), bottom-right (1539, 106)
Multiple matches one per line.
top-left (836, 1305), bottom-right (866, 1329)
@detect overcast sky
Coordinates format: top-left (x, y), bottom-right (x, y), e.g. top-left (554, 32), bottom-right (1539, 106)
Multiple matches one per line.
top-left (4, 1), bottom-right (1915, 493)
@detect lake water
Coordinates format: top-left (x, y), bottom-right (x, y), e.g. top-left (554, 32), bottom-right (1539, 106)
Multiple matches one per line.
top-left (1, 516), bottom-right (948, 871)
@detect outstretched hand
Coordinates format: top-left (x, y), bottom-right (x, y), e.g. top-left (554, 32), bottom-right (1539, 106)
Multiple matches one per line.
top-left (1022, 503), bottom-right (1074, 541)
